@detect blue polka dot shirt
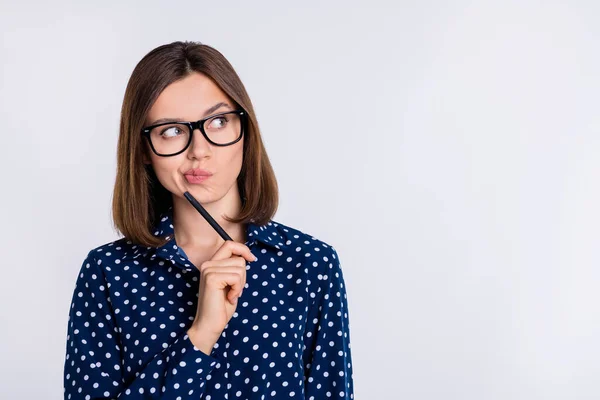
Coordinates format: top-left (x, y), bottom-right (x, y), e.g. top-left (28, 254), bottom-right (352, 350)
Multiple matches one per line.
top-left (63, 205), bottom-right (354, 399)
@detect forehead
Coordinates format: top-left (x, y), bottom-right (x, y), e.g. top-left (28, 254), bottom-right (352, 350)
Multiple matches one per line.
top-left (147, 72), bottom-right (231, 121)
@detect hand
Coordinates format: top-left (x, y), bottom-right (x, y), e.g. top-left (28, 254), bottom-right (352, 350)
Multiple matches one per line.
top-left (187, 240), bottom-right (257, 352)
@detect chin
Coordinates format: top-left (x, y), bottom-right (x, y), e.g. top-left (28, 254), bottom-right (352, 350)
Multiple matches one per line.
top-left (182, 187), bottom-right (222, 203)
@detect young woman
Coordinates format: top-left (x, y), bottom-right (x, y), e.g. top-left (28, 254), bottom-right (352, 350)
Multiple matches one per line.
top-left (63, 41), bottom-right (354, 400)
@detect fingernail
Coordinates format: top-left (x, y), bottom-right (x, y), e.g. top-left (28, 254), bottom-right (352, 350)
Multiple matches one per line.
top-left (239, 290), bottom-right (243, 298)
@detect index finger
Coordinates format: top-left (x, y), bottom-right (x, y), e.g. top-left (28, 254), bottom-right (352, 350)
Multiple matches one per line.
top-left (211, 240), bottom-right (257, 263)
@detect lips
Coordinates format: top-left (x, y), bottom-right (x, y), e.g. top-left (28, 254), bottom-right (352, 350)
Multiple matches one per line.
top-left (184, 168), bottom-right (213, 176)
top-left (185, 174), bottom-right (210, 184)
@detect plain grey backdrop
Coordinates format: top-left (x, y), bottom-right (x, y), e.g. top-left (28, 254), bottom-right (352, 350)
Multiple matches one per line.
top-left (1, 1), bottom-right (599, 399)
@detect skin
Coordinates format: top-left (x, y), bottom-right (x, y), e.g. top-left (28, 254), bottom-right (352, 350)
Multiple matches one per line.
top-left (143, 71), bottom-right (257, 354)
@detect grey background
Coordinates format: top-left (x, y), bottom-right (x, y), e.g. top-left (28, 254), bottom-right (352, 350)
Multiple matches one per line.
top-left (1, 1), bottom-right (599, 399)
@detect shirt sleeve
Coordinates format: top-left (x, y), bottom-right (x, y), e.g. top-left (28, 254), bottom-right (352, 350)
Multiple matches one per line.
top-left (63, 251), bottom-right (219, 399)
top-left (302, 247), bottom-right (355, 399)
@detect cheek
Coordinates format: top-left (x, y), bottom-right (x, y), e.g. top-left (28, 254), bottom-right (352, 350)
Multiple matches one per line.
top-left (222, 145), bottom-right (244, 174)
top-left (150, 157), bottom-right (182, 186)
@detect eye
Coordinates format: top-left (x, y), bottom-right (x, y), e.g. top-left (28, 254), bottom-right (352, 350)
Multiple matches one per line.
top-left (207, 116), bottom-right (228, 130)
top-left (159, 125), bottom-right (185, 138)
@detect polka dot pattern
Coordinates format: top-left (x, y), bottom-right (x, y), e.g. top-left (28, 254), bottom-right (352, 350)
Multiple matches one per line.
top-left (63, 205), bottom-right (354, 399)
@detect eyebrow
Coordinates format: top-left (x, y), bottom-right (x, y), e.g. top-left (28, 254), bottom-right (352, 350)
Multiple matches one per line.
top-left (148, 102), bottom-right (232, 126)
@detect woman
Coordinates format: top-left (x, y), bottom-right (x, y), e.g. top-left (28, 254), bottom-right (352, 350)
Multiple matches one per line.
top-left (63, 41), bottom-right (354, 399)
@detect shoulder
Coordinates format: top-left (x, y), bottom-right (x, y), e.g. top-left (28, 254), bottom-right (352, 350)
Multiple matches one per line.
top-left (266, 219), bottom-right (342, 274)
top-left (266, 219), bottom-right (336, 250)
top-left (85, 237), bottom-right (150, 263)
top-left (77, 237), bottom-right (150, 279)
top-left (71, 238), bottom-right (151, 296)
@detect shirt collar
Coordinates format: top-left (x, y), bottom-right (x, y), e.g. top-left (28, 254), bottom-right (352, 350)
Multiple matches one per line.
top-left (133, 205), bottom-right (286, 271)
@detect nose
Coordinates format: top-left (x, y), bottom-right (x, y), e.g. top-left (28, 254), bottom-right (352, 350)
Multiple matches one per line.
top-left (187, 127), bottom-right (212, 159)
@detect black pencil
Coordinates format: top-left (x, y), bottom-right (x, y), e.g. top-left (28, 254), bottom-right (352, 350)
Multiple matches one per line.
top-left (183, 191), bottom-right (233, 242)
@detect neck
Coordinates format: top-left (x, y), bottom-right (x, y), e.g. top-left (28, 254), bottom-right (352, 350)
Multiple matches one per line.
top-left (171, 188), bottom-right (246, 250)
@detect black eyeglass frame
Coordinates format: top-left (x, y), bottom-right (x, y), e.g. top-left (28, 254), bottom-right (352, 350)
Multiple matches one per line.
top-left (141, 109), bottom-right (247, 157)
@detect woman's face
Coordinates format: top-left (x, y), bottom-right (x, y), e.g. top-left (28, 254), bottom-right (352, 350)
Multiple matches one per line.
top-left (143, 72), bottom-right (244, 204)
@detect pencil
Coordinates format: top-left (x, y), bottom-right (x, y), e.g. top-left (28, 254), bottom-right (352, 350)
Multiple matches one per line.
top-left (183, 191), bottom-right (233, 242)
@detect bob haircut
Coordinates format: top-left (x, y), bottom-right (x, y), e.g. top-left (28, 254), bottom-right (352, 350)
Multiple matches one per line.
top-left (111, 41), bottom-right (279, 249)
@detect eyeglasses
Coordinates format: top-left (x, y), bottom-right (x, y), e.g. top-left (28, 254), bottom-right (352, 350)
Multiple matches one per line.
top-left (141, 110), bottom-right (247, 157)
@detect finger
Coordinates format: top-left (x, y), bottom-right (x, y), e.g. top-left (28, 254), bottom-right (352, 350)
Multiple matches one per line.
top-left (205, 271), bottom-right (244, 299)
top-left (201, 266), bottom-right (245, 275)
top-left (215, 241), bottom-right (255, 262)
top-left (211, 240), bottom-right (257, 263)
top-left (207, 272), bottom-right (244, 304)
top-left (202, 265), bottom-right (246, 295)
top-left (201, 256), bottom-right (247, 269)
top-left (201, 258), bottom-right (247, 279)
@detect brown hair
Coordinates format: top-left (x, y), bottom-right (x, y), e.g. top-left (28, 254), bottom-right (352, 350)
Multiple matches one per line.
top-left (111, 41), bottom-right (279, 248)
